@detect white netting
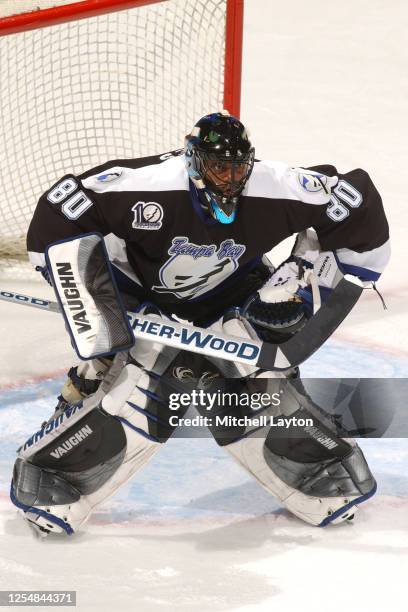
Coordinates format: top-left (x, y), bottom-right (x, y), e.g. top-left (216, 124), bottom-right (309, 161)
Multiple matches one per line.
top-left (0, 0), bottom-right (227, 276)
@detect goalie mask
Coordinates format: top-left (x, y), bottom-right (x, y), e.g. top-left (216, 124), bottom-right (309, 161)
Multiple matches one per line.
top-left (185, 111), bottom-right (255, 224)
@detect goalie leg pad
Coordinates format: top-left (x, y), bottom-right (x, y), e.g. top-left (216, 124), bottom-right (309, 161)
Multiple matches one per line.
top-left (219, 377), bottom-right (376, 526)
top-left (11, 345), bottom-right (192, 535)
top-left (12, 458), bottom-right (81, 507)
top-left (30, 408), bottom-right (127, 495)
top-left (11, 405), bottom-right (129, 535)
top-left (11, 412), bottom-right (159, 536)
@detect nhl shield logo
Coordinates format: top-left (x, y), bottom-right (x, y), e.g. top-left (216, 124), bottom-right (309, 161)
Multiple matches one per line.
top-left (132, 201), bottom-right (163, 230)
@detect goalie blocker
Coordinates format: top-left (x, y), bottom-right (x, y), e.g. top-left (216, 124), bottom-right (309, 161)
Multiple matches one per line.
top-left (45, 232), bottom-right (134, 359)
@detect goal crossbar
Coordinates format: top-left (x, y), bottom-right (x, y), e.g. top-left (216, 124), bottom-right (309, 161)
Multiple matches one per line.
top-left (0, 1), bottom-right (165, 36)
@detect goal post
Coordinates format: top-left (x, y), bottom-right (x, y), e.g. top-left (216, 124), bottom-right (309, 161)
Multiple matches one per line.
top-left (0, 0), bottom-right (244, 271)
top-left (224, 0), bottom-right (244, 118)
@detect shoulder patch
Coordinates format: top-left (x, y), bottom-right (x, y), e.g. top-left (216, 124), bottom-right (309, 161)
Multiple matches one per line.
top-left (296, 170), bottom-right (327, 193)
top-left (82, 166), bottom-right (127, 193)
top-left (96, 168), bottom-right (123, 183)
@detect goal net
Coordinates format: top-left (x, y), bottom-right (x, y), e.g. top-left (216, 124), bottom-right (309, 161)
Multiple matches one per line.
top-left (0, 0), bottom-right (243, 275)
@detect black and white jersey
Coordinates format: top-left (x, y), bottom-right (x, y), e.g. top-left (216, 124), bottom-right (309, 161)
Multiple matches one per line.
top-left (27, 150), bottom-right (390, 323)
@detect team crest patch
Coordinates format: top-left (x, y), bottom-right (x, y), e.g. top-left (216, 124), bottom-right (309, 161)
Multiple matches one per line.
top-left (96, 169), bottom-right (123, 182)
top-left (132, 201), bottom-right (163, 230)
top-left (297, 171), bottom-right (327, 193)
top-left (152, 237), bottom-right (246, 299)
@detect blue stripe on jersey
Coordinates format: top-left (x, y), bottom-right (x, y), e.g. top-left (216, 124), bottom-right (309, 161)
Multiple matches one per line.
top-left (339, 262), bottom-right (381, 281)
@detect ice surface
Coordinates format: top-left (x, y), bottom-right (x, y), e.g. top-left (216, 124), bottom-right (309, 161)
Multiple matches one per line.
top-left (1, 1), bottom-right (408, 610)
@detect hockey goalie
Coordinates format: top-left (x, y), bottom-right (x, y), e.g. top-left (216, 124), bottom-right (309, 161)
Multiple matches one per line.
top-left (11, 111), bottom-right (390, 536)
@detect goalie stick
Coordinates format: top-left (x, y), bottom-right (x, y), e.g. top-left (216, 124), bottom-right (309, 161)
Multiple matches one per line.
top-left (0, 275), bottom-right (362, 370)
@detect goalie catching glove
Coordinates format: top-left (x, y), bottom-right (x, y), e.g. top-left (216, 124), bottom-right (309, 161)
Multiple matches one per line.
top-left (243, 230), bottom-right (345, 343)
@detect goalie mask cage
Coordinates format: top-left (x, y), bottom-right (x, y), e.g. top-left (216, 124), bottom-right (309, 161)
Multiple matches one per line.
top-left (0, 0), bottom-right (244, 274)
